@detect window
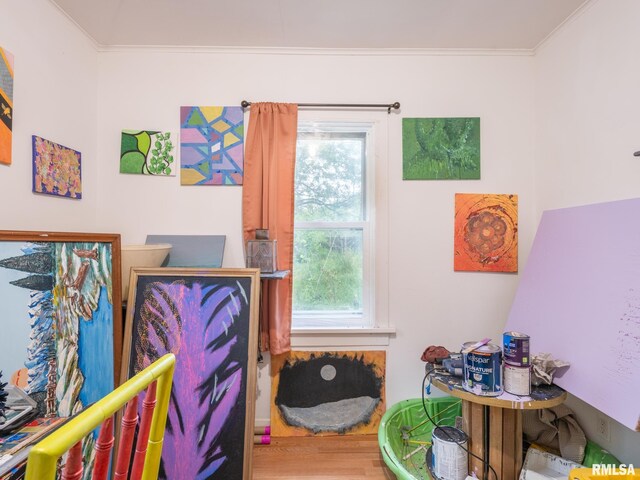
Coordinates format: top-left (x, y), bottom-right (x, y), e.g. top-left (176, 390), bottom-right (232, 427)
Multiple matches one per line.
top-left (292, 120), bottom-right (379, 330)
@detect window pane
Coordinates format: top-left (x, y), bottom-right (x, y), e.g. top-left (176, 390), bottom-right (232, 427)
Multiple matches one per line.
top-left (293, 228), bottom-right (363, 313)
top-left (295, 133), bottom-right (365, 222)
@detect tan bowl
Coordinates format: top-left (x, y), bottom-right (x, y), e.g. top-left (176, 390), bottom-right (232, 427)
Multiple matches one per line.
top-left (121, 244), bottom-right (172, 301)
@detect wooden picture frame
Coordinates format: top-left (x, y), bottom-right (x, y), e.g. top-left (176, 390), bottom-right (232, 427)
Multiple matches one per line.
top-left (0, 230), bottom-right (122, 419)
top-left (122, 267), bottom-right (260, 480)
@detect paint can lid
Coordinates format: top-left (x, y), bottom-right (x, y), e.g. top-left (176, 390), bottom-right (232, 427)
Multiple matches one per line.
top-left (432, 425), bottom-right (468, 444)
top-left (503, 331), bottom-right (529, 339)
top-left (461, 341), bottom-right (501, 354)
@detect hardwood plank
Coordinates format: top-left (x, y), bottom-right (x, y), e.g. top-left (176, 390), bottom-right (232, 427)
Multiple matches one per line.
top-left (502, 409), bottom-right (517, 479)
top-left (515, 410), bottom-right (523, 476)
top-left (488, 406), bottom-right (503, 480)
top-left (253, 435), bottom-right (395, 480)
top-left (469, 402), bottom-right (484, 479)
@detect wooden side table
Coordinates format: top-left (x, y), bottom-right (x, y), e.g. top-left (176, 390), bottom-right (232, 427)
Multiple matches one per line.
top-left (429, 368), bottom-right (566, 480)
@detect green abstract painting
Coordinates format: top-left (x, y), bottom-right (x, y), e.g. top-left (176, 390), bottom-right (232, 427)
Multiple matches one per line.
top-left (402, 117), bottom-right (480, 180)
top-left (120, 130), bottom-right (174, 176)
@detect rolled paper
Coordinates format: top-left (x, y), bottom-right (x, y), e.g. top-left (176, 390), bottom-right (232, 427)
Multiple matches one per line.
top-left (254, 425), bottom-right (271, 435)
top-left (61, 441), bottom-right (84, 480)
top-left (114, 396), bottom-right (139, 479)
top-left (253, 434), bottom-right (271, 445)
top-left (92, 417), bottom-right (115, 480)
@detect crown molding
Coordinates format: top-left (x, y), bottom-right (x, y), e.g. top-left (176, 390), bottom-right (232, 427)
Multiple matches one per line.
top-left (96, 44), bottom-right (534, 57)
top-left (534, 0), bottom-right (598, 53)
top-left (47, 0), bottom-right (100, 50)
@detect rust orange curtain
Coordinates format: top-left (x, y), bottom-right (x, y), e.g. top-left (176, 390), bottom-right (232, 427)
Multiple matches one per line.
top-left (242, 102), bottom-right (298, 355)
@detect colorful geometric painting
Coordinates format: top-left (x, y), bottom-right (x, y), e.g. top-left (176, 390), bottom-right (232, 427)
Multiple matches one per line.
top-left (180, 106), bottom-right (244, 185)
top-left (403, 117), bottom-right (480, 180)
top-left (0, 46), bottom-right (14, 165)
top-left (0, 234), bottom-right (119, 471)
top-left (271, 351), bottom-right (386, 437)
top-left (124, 269), bottom-right (259, 480)
top-left (32, 136), bottom-right (82, 199)
top-left (120, 130), bottom-right (175, 176)
top-left (454, 193), bottom-right (518, 272)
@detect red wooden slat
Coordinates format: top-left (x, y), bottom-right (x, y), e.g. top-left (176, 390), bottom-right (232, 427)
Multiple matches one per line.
top-left (61, 441), bottom-right (84, 480)
top-left (114, 396), bottom-right (139, 479)
top-left (130, 381), bottom-right (158, 480)
top-left (92, 417), bottom-right (114, 480)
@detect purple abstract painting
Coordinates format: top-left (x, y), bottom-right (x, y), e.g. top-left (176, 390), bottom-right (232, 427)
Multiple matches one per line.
top-left (126, 270), bottom-right (259, 479)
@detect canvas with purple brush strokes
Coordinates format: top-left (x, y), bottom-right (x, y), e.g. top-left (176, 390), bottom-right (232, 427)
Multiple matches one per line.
top-left (131, 276), bottom-right (252, 479)
top-left (506, 198), bottom-right (640, 431)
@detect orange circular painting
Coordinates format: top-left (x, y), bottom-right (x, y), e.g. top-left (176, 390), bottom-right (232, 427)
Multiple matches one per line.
top-left (454, 193), bottom-right (518, 272)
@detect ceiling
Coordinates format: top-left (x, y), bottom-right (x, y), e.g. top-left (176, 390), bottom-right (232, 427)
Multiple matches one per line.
top-left (50, 0), bottom-right (589, 50)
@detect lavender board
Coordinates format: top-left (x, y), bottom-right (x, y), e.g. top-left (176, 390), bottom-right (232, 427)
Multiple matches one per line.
top-left (505, 198), bottom-right (640, 431)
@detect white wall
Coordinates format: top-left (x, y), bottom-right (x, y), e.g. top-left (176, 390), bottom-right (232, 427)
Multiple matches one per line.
top-left (0, 0), bottom-right (98, 231)
top-left (534, 0), bottom-right (640, 463)
top-left (10, 0), bottom-right (636, 466)
top-left (96, 49), bottom-right (537, 423)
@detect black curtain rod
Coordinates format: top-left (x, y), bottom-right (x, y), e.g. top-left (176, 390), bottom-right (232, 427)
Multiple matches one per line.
top-left (240, 100), bottom-right (400, 113)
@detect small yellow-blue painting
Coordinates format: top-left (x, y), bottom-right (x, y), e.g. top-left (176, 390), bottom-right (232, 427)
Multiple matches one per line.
top-left (180, 106), bottom-right (244, 185)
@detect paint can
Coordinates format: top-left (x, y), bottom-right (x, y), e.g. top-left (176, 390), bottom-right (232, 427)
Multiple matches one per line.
top-left (462, 342), bottom-right (502, 396)
top-left (431, 426), bottom-right (468, 480)
top-left (504, 364), bottom-right (531, 396)
top-left (503, 331), bottom-right (530, 366)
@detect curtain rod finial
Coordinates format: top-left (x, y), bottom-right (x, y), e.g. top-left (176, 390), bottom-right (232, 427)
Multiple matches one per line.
top-left (241, 100), bottom-right (250, 109)
top-left (634, 150), bottom-right (640, 157)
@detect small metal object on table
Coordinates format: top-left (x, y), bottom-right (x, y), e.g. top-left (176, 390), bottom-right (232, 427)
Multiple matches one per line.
top-left (428, 366), bottom-right (566, 480)
top-left (260, 270), bottom-right (290, 280)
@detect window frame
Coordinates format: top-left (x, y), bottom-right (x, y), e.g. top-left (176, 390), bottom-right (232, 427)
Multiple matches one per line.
top-left (290, 110), bottom-right (392, 346)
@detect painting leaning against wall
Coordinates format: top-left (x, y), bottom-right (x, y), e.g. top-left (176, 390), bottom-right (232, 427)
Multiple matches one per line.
top-left (0, 231), bottom-right (121, 474)
top-left (32, 136), bottom-right (82, 199)
top-left (402, 117), bottom-right (480, 180)
top-left (123, 268), bottom-right (259, 480)
top-left (120, 129), bottom-right (175, 176)
top-left (271, 350), bottom-right (386, 437)
top-left (0, 46), bottom-right (14, 166)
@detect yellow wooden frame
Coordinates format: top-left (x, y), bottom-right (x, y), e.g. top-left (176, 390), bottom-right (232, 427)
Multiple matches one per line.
top-left (24, 353), bottom-right (176, 480)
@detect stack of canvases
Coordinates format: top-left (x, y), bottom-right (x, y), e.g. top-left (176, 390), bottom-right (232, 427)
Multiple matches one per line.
top-left (271, 351), bottom-right (386, 437)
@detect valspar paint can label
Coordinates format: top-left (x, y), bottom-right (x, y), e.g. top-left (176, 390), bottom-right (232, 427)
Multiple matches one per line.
top-left (504, 364), bottom-right (531, 396)
top-left (503, 331), bottom-right (530, 366)
top-left (432, 426), bottom-right (468, 480)
top-left (462, 342), bottom-right (502, 396)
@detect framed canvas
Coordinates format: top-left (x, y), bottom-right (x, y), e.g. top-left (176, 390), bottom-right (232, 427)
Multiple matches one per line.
top-left (0, 46), bottom-right (14, 165)
top-left (180, 106), bottom-right (244, 185)
top-left (122, 268), bottom-right (260, 480)
top-left (120, 129), bottom-right (175, 176)
top-left (32, 136), bottom-right (82, 199)
top-left (454, 193), bottom-right (518, 272)
top-left (0, 231), bottom-right (121, 438)
top-left (402, 117), bottom-right (480, 180)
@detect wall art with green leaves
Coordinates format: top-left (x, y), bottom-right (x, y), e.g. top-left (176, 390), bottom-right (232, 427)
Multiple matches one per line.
top-left (402, 117), bottom-right (480, 180)
top-left (120, 130), bottom-right (175, 176)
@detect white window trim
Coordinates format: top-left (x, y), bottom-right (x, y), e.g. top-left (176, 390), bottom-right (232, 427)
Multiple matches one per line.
top-left (291, 110), bottom-right (394, 347)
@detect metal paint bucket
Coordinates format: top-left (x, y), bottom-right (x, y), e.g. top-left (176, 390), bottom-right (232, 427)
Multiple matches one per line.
top-left (462, 342), bottom-right (502, 396)
top-left (432, 426), bottom-right (468, 480)
top-left (504, 364), bottom-right (531, 396)
top-left (503, 331), bottom-right (530, 366)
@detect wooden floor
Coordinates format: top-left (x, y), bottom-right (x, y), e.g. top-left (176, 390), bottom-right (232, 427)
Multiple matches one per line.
top-left (252, 435), bottom-right (396, 480)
